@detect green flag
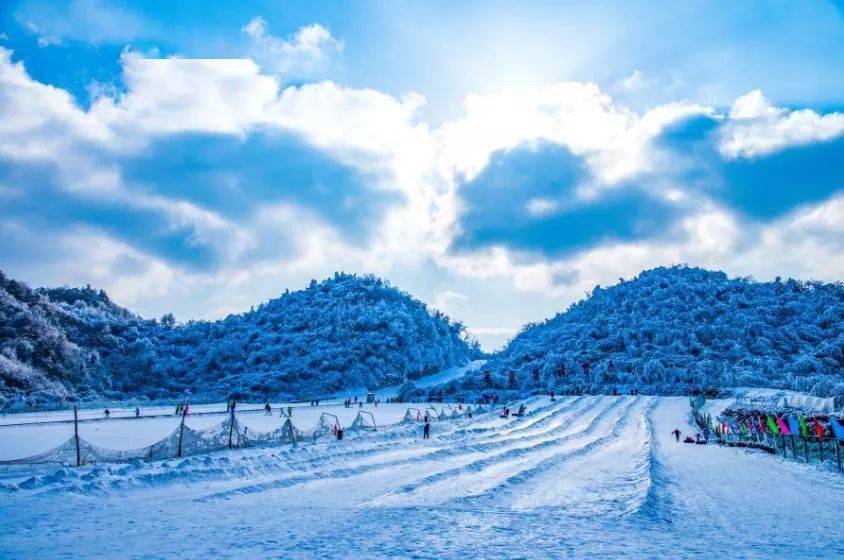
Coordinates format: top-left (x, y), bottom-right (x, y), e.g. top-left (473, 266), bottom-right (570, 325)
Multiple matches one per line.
top-left (766, 415), bottom-right (780, 436)
top-left (798, 416), bottom-right (809, 437)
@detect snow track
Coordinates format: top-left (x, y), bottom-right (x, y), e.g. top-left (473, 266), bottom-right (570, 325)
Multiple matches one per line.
top-left (2, 396), bottom-right (842, 559)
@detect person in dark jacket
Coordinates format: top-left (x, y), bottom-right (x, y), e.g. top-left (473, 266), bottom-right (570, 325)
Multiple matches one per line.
top-left (671, 428), bottom-right (681, 442)
top-left (423, 421), bottom-right (430, 439)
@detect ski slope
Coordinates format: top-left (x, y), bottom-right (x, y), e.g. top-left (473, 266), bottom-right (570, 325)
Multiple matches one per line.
top-left (1, 396), bottom-right (842, 559)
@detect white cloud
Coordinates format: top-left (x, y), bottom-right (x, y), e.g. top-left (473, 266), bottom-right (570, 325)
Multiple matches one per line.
top-left (92, 52), bottom-right (279, 137)
top-left (36, 34), bottom-right (62, 48)
top-left (1, 46), bottom-right (842, 343)
top-left (0, 47), bottom-right (113, 162)
top-left (622, 69), bottom-right (643, 91)
top-left (243, 18), bottom-right (343, 78)
top-left (720, 90), bottom-right (844, 159)
top-left (433, 290), bottom-right (468, 313)
top-left (526, 198), bottom-right (560, 217)
top-left (437, 82), bottom-right (714, 187)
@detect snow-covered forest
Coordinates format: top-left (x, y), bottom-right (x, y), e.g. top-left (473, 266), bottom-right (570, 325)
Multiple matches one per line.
top-left (461, 267), bottom-right (843, 398)
top-left (0, 271), bottom-right (477, 408)
top-left (2, 266), bottom-right (842, 408)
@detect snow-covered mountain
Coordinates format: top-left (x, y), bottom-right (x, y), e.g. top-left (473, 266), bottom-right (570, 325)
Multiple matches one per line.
top-left (469, 266), bottom-right (843, 398)
top-left (0, 271), bottom-right (478, 407)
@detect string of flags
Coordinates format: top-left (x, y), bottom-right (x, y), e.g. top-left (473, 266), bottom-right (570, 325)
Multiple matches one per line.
top-left (694, 406), bottom-right (844, 441)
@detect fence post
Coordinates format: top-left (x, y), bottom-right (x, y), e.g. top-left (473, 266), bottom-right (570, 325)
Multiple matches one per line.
top-left (73, 405), bottom-right (81, 467)
top-left (227, 401), bottom-right (236, 449)
top-left (819, 438), bottom-right (825, 463)
top-left (790, 436), bottom-right (796, 461)
top-left (177, 400), bottom-right (188, 458)
top-left (836, 439), bottom-right (841, 471)
top-left (803, 436), bottom-right (809, 463)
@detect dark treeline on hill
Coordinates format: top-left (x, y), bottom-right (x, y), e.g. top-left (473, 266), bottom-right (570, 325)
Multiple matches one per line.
top-left (456, 267), bottom-right (842, 399)
top-left (0, 271), bottom-right (478, 408)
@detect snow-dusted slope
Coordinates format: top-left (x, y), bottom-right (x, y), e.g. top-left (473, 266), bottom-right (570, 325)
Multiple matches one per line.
top-left (1, 396), bottom-right (842, 558)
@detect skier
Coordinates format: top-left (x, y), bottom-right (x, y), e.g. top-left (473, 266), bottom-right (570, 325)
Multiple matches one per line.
top-left (134, 407), bottom-right (140, 418)
top-left (175, 404), bottom-right (181, 415)
top-left (104, 408), bottom-right (110, 419)
top-left (287, 406), bottom-right (293, 417)
top-left (354, 396), bottom-right (357, 404)
top-left (516, 404), bottom-right (526, 417)
top-left (671, 428), bottom-right (681, 442)
top-left (359, 401), bottom-right (363, 408)
top-left (500, 407), bottom-right (510, 419)
top-left (264, 402), bottom-right (272, 415)
top-left (423, 421), bottom-right (430, 439)
top-left (550, 390), bottom-right (556, 402)
top-left (226, 401), bottom-right (230, 413)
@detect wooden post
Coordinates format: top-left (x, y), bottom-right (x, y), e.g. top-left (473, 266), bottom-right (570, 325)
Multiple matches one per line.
top-left (818, 438), bottom-right (825, 463)
top-left (227, 401), bottom-right (236, 449)
top-left (803, 436), bottom-right (809, 463)
top-left (177, 399), bottom-right (188, 458)
top-left (790, 436), bottom-right (796, 461)
top-left (73, 406), bottom-right (81, 467)
top-left (835, 439), bottom-right (841, 471)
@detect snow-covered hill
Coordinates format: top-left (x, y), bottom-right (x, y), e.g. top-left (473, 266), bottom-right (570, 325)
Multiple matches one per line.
top-left (480, 266), bottom-right (843, 398)
top-left (0, 395), bottom-right (841, 558)
top-left (1, 271), bottom-right (479, 407)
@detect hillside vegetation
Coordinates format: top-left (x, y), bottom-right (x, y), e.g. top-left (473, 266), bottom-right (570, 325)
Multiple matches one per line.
top-left (0, 272), bottom-right (477, 407)
top-left (464, 267), bottom-right (843, 398)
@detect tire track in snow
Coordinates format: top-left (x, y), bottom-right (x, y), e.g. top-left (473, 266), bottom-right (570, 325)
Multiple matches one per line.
top-left (628, 398), bottom-right (675, 522)
top-left (195, 397), bottom-right (599, 502)
top-left (455, 397), bottom-right (652, 508)
top-left (279, 396), bottom-right (571, 474)
top-left (369, 397), bottom-right (632, 506)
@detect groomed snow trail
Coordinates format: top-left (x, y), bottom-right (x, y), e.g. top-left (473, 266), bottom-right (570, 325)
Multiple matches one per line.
top-left (1, 396), bottom-right (842, 559)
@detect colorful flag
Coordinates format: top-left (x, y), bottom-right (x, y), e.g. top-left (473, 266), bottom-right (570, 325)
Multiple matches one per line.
top-left (766, 415), bottom-right (781, 436)
top-left (776, 416), bottom-right (791, 435)
top-left (813, 420), bottom-right (825, 437)
top-left (830, 418), bottom-right (844, 440)
top-left (798, 416), bottom-right (810, 437)
top-left (787, 417), bottom-right (801, 436)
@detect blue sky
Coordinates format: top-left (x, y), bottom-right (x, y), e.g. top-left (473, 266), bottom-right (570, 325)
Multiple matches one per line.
top-left (1, 0), bottom-right (843, 349)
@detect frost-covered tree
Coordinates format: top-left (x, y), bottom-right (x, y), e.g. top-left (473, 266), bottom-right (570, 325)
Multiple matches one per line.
top-left (464, 266), bottom-right (842, 397)
top-left (0, 271), bottom-right (478, 407)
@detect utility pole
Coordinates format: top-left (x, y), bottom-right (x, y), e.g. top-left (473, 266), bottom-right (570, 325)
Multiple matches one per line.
top-left (74, 406), bottom-right (81, 467)
top-left (227, 401), bottom-right (236, 448)
top-left (177, 397), bottom-right (189, 458)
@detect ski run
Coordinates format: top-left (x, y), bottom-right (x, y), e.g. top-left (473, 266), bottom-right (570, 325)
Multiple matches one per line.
top-left (1, 395), bottom-right (842, 559)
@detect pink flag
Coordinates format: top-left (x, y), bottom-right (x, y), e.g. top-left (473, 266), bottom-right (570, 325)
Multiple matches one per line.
top-left (776, 416), bottom-right (791, 435)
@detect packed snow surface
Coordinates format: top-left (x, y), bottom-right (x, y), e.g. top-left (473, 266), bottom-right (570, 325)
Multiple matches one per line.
top-left (1, 396), bottom-right (842, 559)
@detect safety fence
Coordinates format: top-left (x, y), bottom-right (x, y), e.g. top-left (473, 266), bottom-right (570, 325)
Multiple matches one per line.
top-left (402, 403), bottom-right (486, 423)
top-left (691, 399), bottom-right (843, 472)
top-left (0, 406), bottom-right (379, 468)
